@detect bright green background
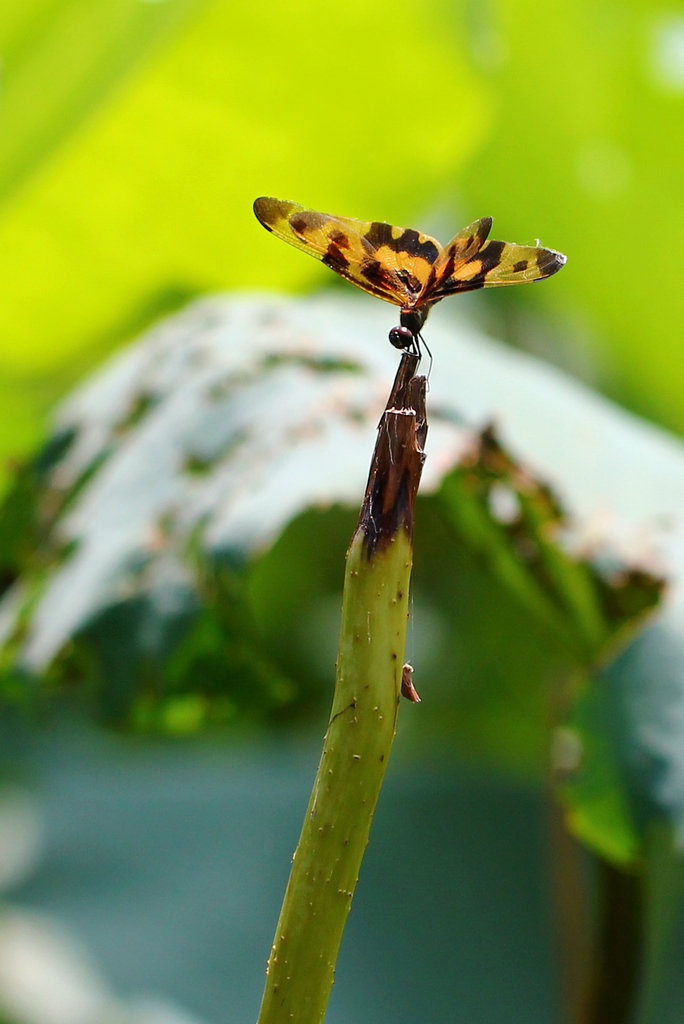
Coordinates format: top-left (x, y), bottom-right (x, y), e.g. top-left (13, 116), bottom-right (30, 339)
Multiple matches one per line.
top-left (0, 0), bottom-right (682, 486)
top-left (1, 4), bottom-right (683, 1019)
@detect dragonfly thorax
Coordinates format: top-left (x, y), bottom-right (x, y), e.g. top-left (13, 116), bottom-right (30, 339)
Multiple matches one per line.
top-left (400, 307), bottom-right (428, 335)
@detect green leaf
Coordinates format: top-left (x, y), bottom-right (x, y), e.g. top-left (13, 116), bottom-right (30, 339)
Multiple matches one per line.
top-left (557, 690), bottom-right (642, 867)
top-left (0, 0), bottom-right (204, 209)
top-left (1, 292), bottom-right (680, 870)
top-left (457, 0), bottom-right (684, 432)
top-left (0, 0), bottom-right (487, 384)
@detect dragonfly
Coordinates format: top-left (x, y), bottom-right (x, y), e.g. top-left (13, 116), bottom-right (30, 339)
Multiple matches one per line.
top-left (253, 197), bottom-right (566, 359)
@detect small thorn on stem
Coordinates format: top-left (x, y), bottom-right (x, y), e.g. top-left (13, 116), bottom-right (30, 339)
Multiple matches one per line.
top-left (401, 662), bottom-right (421, 702)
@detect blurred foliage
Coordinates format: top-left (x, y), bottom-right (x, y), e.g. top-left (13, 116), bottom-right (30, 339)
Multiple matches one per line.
top-left (0, 0), bottom-right (682, 488)
top-left (0, 3), bottom-right (682, 1017)
top-left (0, 294), bottom-right (676, 870)
top-left (458, 2), bottom-right (684, 425)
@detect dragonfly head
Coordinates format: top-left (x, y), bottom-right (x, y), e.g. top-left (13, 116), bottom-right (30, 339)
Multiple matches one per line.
top-left (389, 307), bottom-right (428, 352)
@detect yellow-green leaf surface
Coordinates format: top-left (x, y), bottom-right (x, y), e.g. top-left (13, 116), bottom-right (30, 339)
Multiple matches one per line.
top-left (457, 0), bottom-right (684, 431)
top-left (0, 0), bottom-right (488, 483)
top-left (0, 0), bottom-right (205, 462)
top-left (0, 0), bottom-right (202, 207)
top-left (2, 0), bottom-right (681, 484)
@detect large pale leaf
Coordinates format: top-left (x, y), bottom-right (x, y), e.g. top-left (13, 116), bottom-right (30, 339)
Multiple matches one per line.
top-left (1, 292), bottom-right (682, 864)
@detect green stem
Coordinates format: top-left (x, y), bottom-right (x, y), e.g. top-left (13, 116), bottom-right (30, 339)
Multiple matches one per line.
top-left (583, 859), bottom-right (644, 1024)
top-left (256, 354), bottom-right (426, 1024)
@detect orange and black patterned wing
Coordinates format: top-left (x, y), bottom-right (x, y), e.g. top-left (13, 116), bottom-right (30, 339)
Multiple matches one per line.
top-left (253, 197), bottom-right (443, 308)
top-left (436, 216), bottom-right (493, 273)
top-left (420, 216), bottom-right (492, 300)
top-left (427, 225), bottom-right (566, 300)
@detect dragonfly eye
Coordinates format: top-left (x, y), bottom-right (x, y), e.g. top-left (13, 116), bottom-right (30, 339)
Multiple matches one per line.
top-left (389, 325), bottom-right (414, 350)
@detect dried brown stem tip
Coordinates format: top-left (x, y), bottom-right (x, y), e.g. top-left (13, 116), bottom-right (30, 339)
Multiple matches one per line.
top-left (359, 352), bottom-right (428, 556)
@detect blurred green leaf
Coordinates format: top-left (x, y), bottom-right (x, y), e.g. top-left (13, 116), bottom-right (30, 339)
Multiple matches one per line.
top-left (1, 292), bottom-right (679, 868)
top-left (558, 687), bottom-right (642, 867)
top-left (0, 0), bottom-right (487, 381)
top-left (1, 0), bottom-right (680, 505)
top-left (0, 0), bottom-right (204, 208)
top-left (0, 0), bottom-right (493, 495)
top-left (457, 0), bottom-right (684, 431)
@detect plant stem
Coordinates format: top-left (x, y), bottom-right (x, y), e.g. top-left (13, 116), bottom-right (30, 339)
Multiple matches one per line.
top-left (552, 804), bottom-right (644, 1024)
top-left (256, 353), bottom-right (426, 1024)
top-left (583, 859), bottom-right (644, 1024)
